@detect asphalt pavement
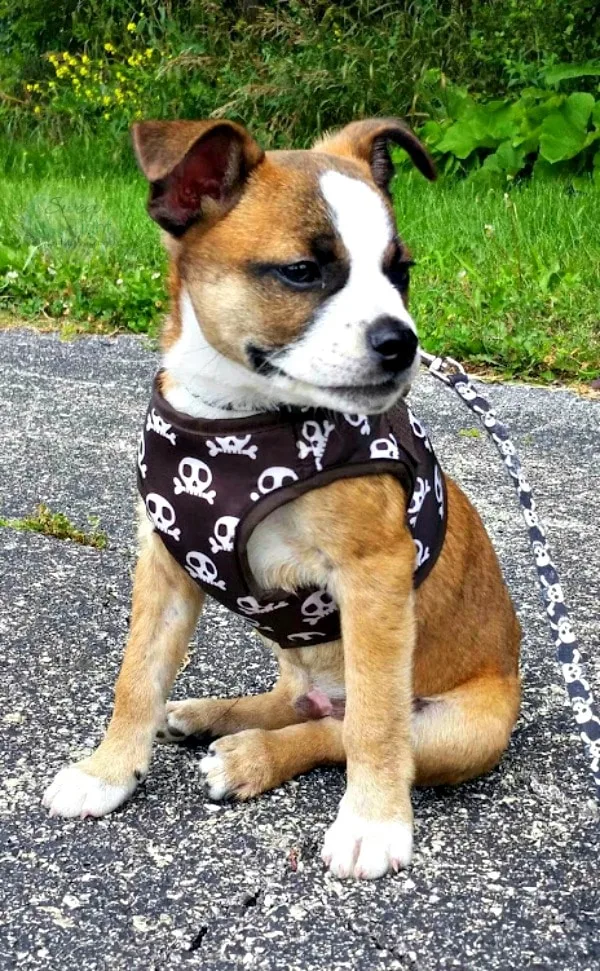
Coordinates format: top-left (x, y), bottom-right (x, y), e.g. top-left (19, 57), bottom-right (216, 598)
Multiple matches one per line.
top-left (0, 329), bottom-right (598, 970)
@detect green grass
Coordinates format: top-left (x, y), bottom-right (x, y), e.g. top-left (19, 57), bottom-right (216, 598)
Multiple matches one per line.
top-left (0, 503), bottom-right (108, 548)
top-left (0, 168), bottom-right (598, 381)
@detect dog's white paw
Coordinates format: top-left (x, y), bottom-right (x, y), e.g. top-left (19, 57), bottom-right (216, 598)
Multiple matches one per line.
top-left (322, 800), bottom-right (413, 880)
top-left (199, 747), bottom-right (232, 801)
top-left (42, 764), bottom-right (137, 819)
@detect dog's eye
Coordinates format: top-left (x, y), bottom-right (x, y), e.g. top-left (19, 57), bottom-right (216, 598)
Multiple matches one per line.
top-left (385, 257), bottom-right (414, 292)
top-left (275, 261), bottom-right (322, 288)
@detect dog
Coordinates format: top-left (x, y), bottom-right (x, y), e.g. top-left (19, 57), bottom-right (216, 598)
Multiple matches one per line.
top-left (43, 117), bottom-right (521, 880)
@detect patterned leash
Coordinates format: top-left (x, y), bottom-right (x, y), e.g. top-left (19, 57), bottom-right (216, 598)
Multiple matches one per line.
top-left (420, 350), bottom-right (600, 794)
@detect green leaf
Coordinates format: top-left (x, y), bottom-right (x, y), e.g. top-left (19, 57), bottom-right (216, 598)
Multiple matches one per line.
top-left (592, 101), bottom-right (600, 128)
top-left (543, 62), bottom-right (600, 85)
top-left (539, 92), bottom-right (595, 163)
top-left (435, 105), bottom-right (498, 159)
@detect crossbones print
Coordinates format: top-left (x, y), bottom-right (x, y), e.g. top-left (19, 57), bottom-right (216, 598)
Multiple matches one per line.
top-left (206, 435), bottom-right (257, 459)
top-left (343, 414), bottom-right (371, 436)
top-left (146, 408), bottom-right (176, 446)
top-left (297, 419), bottom-right (335, 471)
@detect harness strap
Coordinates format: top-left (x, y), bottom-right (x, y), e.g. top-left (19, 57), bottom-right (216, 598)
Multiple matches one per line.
top-left (421, 351), bottom-right (600, 794)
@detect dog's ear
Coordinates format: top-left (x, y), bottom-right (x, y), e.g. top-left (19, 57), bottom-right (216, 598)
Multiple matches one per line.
top-left (131, 120), bottom-right (265, 236)
top-left (313, 118), bottom-right (436, 192)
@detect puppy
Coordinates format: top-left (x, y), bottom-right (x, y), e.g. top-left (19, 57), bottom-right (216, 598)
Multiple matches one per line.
top-left (43, 118), bottom-right (521, 879)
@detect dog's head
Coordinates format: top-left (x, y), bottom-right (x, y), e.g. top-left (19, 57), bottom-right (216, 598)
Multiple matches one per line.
top-left (133, 118), bottom-right (435, 414)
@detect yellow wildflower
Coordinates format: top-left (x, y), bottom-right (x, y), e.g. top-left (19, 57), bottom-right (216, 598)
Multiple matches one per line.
top-left (79, 66), bottom-right (88, 76)
top-left (81, 54), bottom-right (90, 64)
top-left (127, 22), bottom-right (136, 32)
top-left (103, 112), bottom-right (111, 120)
top-left (104, 42), bottom-right (115, 53)
top-left (26, 83), bottom-right (34, 91)
top-left (34, 106), bottom-right (42, 115)
top-left (102, 94), bottom-right (111, 105)
top-left (144, 48), bottom-right (153, 58)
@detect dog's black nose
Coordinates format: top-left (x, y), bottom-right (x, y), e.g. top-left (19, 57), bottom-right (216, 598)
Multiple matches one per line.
top-left (368, 316), bottom-right (418, 373)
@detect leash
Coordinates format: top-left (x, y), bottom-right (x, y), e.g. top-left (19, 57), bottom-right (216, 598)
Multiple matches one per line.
top-left (420, 350), bottom-right (600, 794)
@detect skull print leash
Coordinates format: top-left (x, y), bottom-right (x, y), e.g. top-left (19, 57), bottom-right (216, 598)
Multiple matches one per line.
top-left (421, 350), bottom-right (600, 794)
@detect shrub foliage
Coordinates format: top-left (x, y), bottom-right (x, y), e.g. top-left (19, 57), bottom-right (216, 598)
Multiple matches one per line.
top-left (1, 0), bottom-right (599, 174)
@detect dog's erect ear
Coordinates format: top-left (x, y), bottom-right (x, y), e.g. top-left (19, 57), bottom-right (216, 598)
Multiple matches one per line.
top-left (313, 118), bottom-right (436, 191)
top-left (131, 120), bottom-right (265, 236)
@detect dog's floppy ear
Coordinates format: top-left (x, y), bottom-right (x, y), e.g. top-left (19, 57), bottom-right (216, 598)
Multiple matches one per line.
top-left (131, 120), bottom-right (265, 236)
top-left (313, 118), bottom-right (436, 192)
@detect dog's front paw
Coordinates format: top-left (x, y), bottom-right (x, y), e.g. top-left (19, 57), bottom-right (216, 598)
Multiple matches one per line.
top-left (199, 731), bottom-right (276, 801)
top-left (42, 763), bottom-right (138, 819)
top-left (322, 798), bottom-right (413, 880)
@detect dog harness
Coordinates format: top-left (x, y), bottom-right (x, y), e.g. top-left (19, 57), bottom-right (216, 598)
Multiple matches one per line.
top-left (137, 374), bottom-right (447, 648)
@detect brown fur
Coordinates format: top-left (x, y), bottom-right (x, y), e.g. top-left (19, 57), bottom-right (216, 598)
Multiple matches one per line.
top-left (48, 118), bottom-right (521, 877)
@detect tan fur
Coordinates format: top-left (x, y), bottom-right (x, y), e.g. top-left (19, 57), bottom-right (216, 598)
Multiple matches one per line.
top-left (49, 118), bottom-right (521, 876)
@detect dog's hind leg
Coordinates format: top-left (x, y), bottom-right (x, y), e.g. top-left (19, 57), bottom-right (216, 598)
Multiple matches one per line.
top-left (161, 640), bottom-right (346, 742)
top-left (43, 525), bottom-right (204, 819)
top-left (198, 717), bottom-right (346, 801)
top-left (412, 673), bottom-right (521, 787)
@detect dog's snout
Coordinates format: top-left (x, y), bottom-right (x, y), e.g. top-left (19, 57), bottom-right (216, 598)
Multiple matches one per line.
top-left (367, 316), bottom-right (418, 373)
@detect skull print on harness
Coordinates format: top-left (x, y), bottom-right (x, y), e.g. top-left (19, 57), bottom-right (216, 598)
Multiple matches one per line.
top-left (173, 456), bottom-right (216, 504)
top-left (137, 375), bottom-right (447, 649)
top-left (250, 466), bottom-right (299, 501)
top-left (297, 419), bottom-right (335, 471)
top-left (145, 492), bottom-right (181, 541)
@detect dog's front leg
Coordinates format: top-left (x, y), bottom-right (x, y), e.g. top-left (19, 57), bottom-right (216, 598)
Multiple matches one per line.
top-left (43, 529), bottom-right (204, 818)
top-left (321, 515), bottom-right (416, 879)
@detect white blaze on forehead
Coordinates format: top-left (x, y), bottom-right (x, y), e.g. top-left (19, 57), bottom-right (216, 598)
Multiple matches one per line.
top-left (319, 170), bottom-right (394, 273)
top-left (273, 170), bottom-right (417, 397)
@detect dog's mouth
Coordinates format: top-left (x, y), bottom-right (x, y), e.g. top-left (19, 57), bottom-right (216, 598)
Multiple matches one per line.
top-left (247, 344), bottom-right (405, 406)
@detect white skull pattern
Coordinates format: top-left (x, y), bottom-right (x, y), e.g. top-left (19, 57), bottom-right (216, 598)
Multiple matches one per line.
top-left (369, 434), bottom-right (399, 460)
top-left (236, 595), bottom-right (288, 615)
top-left (414, 538), bottom-right (430, 568)
top-left (250, 466), bottom-right (299, 501)
top-left (137, 432), bottom-right (147, 479)
top-left (185, 551), bottom-right (226, 590)
top-left (206, 434), bottom-right (257, 459)
top-left (562, 662), bottom-right (589, 690)
top-left (208, 515), bottom-right (240, 554)
top-left (287, 631), bottom-right (327, 642)
top-left (407, 408), bottom-right (432, 451)
top-left (456, 384), bottom-right (478, 402)
top-left (146, 493), bottom-right (181, 541)
top-left (532, 541), bottom-right (551, 567)
top-left (407, 476), bottom-right (431, 526)
top-left (343, 413), bottom-right (371, 436)
top-left (173, 456), bottom-right (216, 504)
top-left (540, 576), bottom-right (564, 603)
top-left (571, 696), bottom-right (593, 724)
top-left (146, 408), bottom-right (176, 445)
top-left (434, 464), bottom-right (444, 519)
top-left (297, 419), bottom-right (335, 471)
top-left (557, 615), bottom-right (576, 644)
top-left (581, 732), bottom-right (600, 769)
top-left (301, 589), bottom-right (337, 626)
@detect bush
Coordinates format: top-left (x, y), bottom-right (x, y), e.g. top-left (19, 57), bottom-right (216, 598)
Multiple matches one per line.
top-left (2, 0), bottom-right (600, 173)
top-left (411, 68), bottom-right (600, 186)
